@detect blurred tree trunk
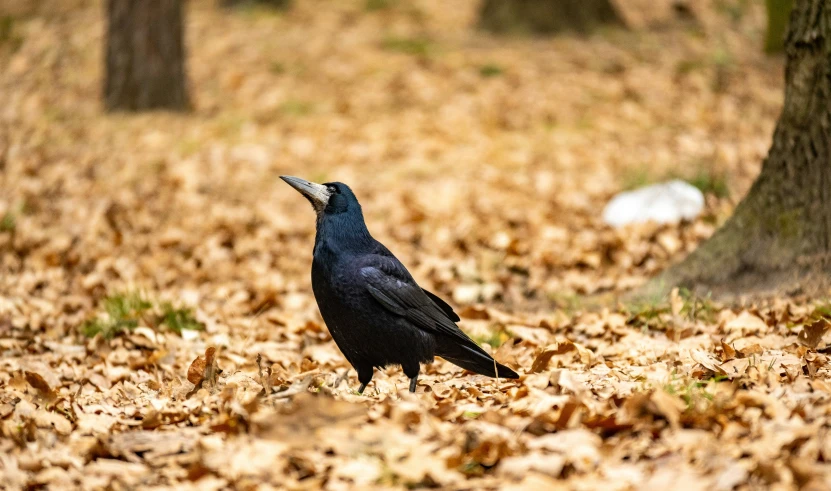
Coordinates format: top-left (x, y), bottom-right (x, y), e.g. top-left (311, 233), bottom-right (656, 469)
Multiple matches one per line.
top-left (652, 0), bottom-right (831, 298)
top-left (765, 0), bottom-right (793, 53)
top-left (104, 0), bottom-right (189, 111)
top-left (479, 0), bottom-right (625, 35)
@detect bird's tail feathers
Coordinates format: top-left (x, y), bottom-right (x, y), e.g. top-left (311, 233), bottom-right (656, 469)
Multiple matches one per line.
top-left (435, 336), bottom-right (519, 379)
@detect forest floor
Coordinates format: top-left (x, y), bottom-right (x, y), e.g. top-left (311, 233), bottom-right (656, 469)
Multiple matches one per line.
top-left (2, 0), bottom-right (830, 489)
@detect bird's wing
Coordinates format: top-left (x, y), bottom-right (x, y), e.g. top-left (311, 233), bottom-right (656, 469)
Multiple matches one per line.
top-left (421, 288), bottom-right (460, 322)
top-left (360, 265), bottom-right (472, 344)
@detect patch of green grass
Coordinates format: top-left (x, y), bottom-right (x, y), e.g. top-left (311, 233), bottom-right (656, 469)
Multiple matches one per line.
top-left (177, 138), bottom-right (202, 157)
top-left (105, 292), bottom-right (153, 321)
top-left (712, 46), bottom-right (734, 68)
top-left (228, 0), bottom-right (291, 18)
top-left (687, 169), bottom-right (730, 198)
top-left (461, 411), bottom-right (482, 419)
top-left (624, 300), bottom-right (669, 327)
top-left (365, 0), bottom-right (396, 11)
top-left (81, 291), bottom-right (203, 339)
top-left (814, 304), bottom-right (831, 318)
top-left (471, 325), bottom-right (514, 348)
top-left (619, 165), bottom-right (729, 198)
top-left (0, 211), bottom-right (15, 233)
top-left (0, 201), bottom-right (26, 233)
top-left (478, 64), bottom-right (504, 78)
top-left (715, 0), bottom-right (750, 23)
top-left (620, 167), bottom-right (653, 191)
top-left (711, 45), bottom-right (735, 92)
top-left (674, 58), bottom-right (707, 76)
top-left (458, 460), bottom-right (485, 476)
top-left (81, 291), bottom-right (153, 339)
top-left (269, 61), bottom-right (286, 75)
top-left (159, 303), bottom-right (202, 334)
top-left (677, 288), bottom-right (718, 323)
top-left (663, 370), bottom-right (727, 410)
top-left (812, 308), bottom-right (831, 322)
top-left (79, 319), bottom-right (112, 339)
top-left (808, 300), bottom-right (831, 321)
top-left (310, 172), bottom-right (329, 183)
top-left (547, 291), bottom-right (583, 315)
top-left (625, 287), bottom-right (717, 328)
top-left (0, 16), bottom-right (22, 52)
top-left (216, 113), bottom-right (246, 138)
top-left (381, 36), bottom-right (433, 57)
top-left (0, 16), bottom-right (13, 42)
top-left (279, 99), bottom-right (314, 116)
top-left (623, 282), bottom-right (669, 322)
top-left (575, 115), bottom-right (595, 130)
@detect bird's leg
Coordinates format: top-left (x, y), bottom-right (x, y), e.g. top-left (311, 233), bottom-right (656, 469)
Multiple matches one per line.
top-left (356, 365), bottom-right (374, 395)
top-left (403, 363), bottom-right (420, 394)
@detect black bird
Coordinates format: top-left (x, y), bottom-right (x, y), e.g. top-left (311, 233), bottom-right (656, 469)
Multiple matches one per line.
top-left (281, 176), bottom-right (519, 393)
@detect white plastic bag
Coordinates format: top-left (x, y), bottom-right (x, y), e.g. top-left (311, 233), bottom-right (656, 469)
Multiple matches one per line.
top-left (602, 180), bottom-right (704, 228)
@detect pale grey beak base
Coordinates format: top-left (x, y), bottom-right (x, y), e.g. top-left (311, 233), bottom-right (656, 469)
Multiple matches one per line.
top-left (280, 176), bottom-right (331, 212)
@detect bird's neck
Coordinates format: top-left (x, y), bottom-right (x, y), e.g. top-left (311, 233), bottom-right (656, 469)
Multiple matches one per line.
top-left (314, 211), bottom-right (374, 257)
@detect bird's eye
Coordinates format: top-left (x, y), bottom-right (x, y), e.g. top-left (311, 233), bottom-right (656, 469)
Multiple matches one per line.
top-left (328, 186), bottom-right (340, 194)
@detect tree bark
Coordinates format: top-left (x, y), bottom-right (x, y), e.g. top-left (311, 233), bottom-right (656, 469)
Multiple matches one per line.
top-left (652, 0), bottom-right (831, 298)
top-left (104, 0), bottom-right (190, 111)
top-left (479, 0), bottom-right (625, 35)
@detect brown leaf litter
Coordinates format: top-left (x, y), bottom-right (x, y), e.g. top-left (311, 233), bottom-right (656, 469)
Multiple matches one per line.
top-left (2, 0), bottom-right (829, 489)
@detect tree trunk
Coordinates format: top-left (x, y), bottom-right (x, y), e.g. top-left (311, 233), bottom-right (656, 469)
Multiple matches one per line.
top-left (652, 0), bottom-right (831, 298)
top-left (765, 0), bottom-right (794, 53)
top-left (479, 0), bottom-right (625, 35)
top-left (104, 0), bottom-right (189, 111)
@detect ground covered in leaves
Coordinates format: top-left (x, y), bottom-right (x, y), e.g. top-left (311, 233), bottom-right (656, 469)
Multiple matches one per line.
top-left (2, 0), bottom-right (830, 489)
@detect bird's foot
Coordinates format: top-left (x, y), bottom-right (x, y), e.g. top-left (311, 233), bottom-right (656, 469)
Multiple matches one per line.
top-left (408, 377), bottom-right (417, 393)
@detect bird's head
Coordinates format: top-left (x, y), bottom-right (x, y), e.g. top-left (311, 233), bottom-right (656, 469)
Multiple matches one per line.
top-left (280, 176), bottom-right (360, 217)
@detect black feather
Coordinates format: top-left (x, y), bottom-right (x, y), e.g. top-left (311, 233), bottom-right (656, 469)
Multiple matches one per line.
top-left (421, 289), bottom-right (460, 322)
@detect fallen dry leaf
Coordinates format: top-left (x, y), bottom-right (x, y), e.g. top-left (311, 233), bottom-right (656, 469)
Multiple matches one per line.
top-left (724, 311), bottom-right (768, 337)
top-left (720, 339), bottom-right (736, 361)
top-left (23, 371), bottom-right (57, 404)
top-left (530, 340), bottom-right (577, 373)
top-left (187, 346), bottom-right (219, 387)
top-left (187, 354), bottom-right (207, 385)
top-left (798, 318), bottom-right (830, 349)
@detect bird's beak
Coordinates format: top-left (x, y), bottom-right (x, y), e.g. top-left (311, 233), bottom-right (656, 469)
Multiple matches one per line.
top-left (280, 176), bottom-right (331, 212)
